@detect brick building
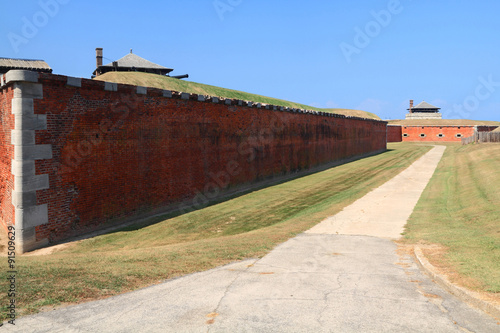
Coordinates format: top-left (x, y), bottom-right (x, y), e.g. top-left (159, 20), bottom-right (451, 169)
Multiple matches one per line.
top-left (92, 48), bottom-right (188, 79)
top-left (405, 100), bottom-right (442, 120)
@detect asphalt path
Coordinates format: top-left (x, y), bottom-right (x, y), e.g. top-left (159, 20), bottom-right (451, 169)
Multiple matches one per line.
top-left (4, 146), bottom-right (500, 332)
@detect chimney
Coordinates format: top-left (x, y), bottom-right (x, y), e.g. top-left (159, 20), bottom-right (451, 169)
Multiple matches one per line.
top-left (96, 47), bottom-right (103, 68)
top-left (409, 99), bottom-right (414, 113)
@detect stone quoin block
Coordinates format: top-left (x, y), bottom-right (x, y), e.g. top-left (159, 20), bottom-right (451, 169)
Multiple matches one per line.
top-left (11, 130), bottom-right (35, 145)
top-left (13, 82), bottom-right (43, 99)
top-left (5, 70), bottom-right (39, 84)
top-left (4, 71), bottom-right (52, 253)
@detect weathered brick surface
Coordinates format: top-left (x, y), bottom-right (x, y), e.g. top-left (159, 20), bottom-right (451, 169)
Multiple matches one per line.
top-left (476, 126), bottom-right (498, 133)
top-left (2, 72), bottom-right (387, 244)
top-left (387, 125), bottom-right (402, 142)
top-left (0, 80), bottom-right (15, 232)
top-left (401, 126), bottom-right (475, 142)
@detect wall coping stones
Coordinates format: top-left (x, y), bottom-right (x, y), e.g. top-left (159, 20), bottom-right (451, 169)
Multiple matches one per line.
top-left (2, 70), bottom-right (386, 127)
top-left (136, 86), bottom-right (147, 95)
top-left (104, 82), bottom-right (118, 92)
top-left (67, 77), bottom-right (82, 87)
top-left (5, 70), bottom-right (39, 84)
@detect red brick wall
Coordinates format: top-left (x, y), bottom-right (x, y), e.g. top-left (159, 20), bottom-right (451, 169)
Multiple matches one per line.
top-left (387, 125), bottom-right (402, 142)
top-left (0, 81), bottom-right (15, 232)
top-left (8, 73), bottom-right (387, 243)
top-left (401, 126), bottom-right (475, 142)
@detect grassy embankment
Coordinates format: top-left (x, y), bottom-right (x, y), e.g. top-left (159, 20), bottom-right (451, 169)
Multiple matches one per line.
top-left (0, 144), bottom-right (430, 320)
top-left (403, 143), bottom-right (500, 296)
top-left (94, 72), bottom-right (380, 120)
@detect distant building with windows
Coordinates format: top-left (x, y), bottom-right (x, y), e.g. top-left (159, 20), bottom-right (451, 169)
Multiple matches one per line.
top-left (406, 100), bottom-right (442, 120)
top-left (92, 48), bottom-right (188, 79)
top-left (386, 100), bottom-right (498, 142)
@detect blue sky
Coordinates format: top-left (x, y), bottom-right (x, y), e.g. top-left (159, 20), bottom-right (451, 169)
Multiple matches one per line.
top-left (2, 0), bottom-right (500, 121)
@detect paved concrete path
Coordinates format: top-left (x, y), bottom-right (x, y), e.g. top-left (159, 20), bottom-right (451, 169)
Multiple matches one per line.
top-left (306, 145), bottom-right (446, 238)
top-left (4, 146), bottom-right (500, 332)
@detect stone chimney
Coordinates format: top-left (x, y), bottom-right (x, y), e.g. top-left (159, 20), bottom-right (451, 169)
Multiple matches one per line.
top-left (96, 47), bottom-right (103, 69)
top-left (409, 99), bottom-right (414, 113)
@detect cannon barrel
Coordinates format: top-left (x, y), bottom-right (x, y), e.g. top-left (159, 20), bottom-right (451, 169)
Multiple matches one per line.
top-left (171, 74), bottom-right (189, 79)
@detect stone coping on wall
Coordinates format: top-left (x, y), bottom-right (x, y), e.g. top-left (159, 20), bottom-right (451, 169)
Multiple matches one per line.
top-left (0, 70), bottom-right (386, 125)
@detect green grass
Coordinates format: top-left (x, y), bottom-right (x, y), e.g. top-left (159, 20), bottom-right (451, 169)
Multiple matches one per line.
top-left (94, 72), bottom-right (380, 120)
top-left (0, 143), bottom-right (430, 320)
top-left (403, 143), bottom-right (500, 293)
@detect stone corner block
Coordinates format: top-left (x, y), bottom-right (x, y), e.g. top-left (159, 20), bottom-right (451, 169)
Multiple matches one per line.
top-left (13, 82), bottom-right (43, 99)
top-left (15, 144), bottom-right (52, 160)
top-left (11, 130), bottom-right (35, 146)
top-left (136, 86), bottom-right (147, 95)
top-left (17, 226), bottom-right (48, 254)
top-left (15, 204), bottom-right (48, 229)
top-left (5, 70), bottom-right (39, 84)
top-left (15, 174), bottom-right (49, 192)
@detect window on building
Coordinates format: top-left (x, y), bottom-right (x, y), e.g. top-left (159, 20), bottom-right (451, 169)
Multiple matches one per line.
top-left (455, 133), bottom-right (462, 138)
top-left (420, 133), bottom-right (426, 138)
top-left (437, 133), bottom-right (444, 138)
top-left (403, 133), bottom-right (409, 137)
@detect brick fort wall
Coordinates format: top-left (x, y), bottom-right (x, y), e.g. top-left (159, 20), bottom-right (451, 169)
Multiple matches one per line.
top-left (1, 71), bottom-right (387, 251)
top-left (387, 125), bottom-right (402, 142)
top-left (401, 126), bottom-right (475, 142)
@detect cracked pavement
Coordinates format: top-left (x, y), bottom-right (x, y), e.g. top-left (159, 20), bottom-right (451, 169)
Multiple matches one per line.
top-left (4, 146), bottom-right (500, 332)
